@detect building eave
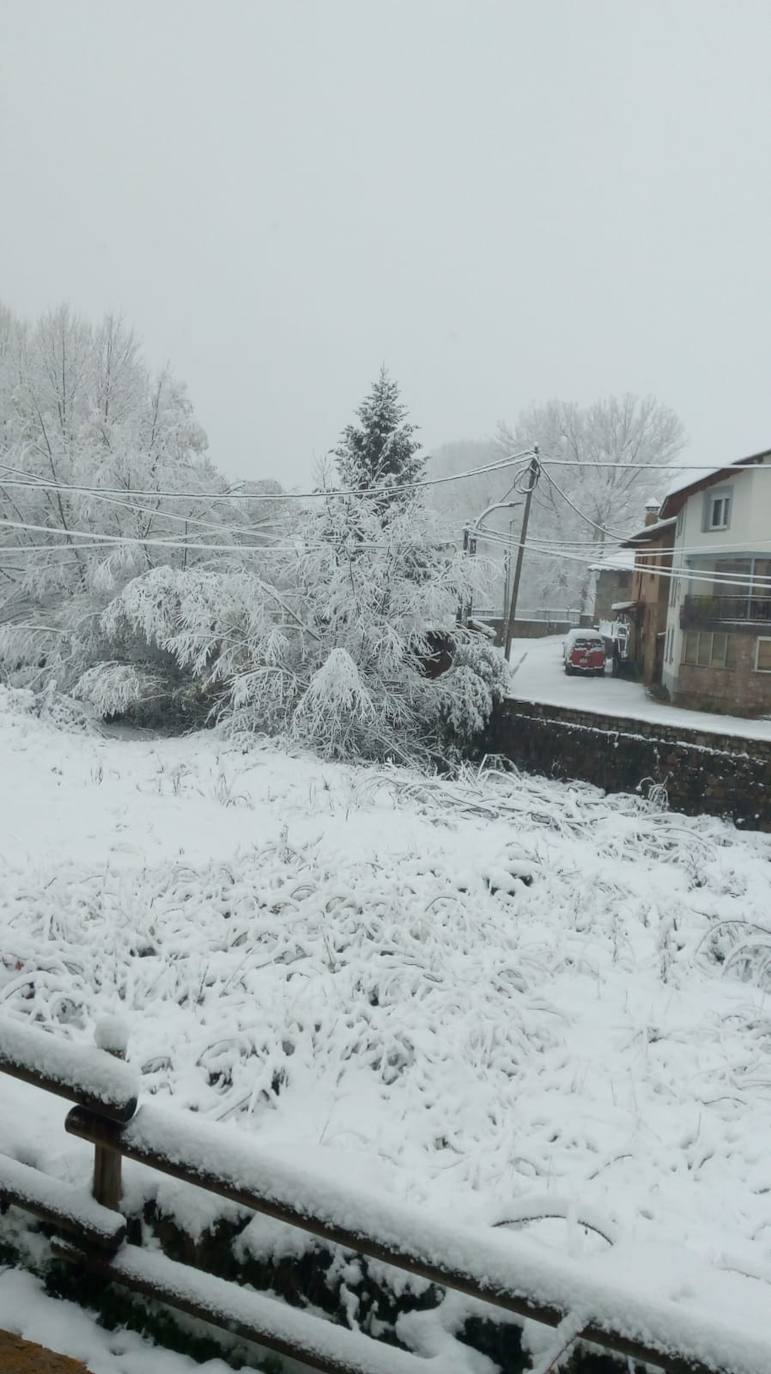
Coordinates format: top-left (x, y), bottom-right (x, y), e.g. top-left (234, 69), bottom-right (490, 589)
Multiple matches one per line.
top-left (621, 517), bottom-right (677, 548)
top-left (659, 448), bottom-right (771, 520)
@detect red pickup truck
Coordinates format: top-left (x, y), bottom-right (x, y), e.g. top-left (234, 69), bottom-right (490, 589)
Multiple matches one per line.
top-left (563, 629), bottom-right (607, 676)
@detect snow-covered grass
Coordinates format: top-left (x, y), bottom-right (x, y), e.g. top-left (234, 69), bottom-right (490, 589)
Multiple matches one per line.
top-left (1, 687), bottom-right (771, 1363)
top-left (508, 635), bottom-right (771, 740)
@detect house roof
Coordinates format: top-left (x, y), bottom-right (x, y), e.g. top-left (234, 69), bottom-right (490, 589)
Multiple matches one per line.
top-left (621, 516), bottom-right (676, 548)
top-left (659, 447), bottom-right (771, 518)
top-left (589, 548), bottom-right (636, 573)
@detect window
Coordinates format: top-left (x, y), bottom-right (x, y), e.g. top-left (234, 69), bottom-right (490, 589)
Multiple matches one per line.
top-left (675, 509), bottom-right (684, 539)
top-left (683, 631), bottom-right (736, 669)
top-left (756, 638), bottom-right (771, 672)
top-left (703, 487), bottom-right (732, 531)
top-left (665, 626), bottom-right (674, 662)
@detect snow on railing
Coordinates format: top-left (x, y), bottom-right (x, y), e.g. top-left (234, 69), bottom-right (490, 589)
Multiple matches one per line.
top-left (0, 1016), bottom-right (769, 1374)
top-left (0, 1016), bottom-right (138, 1122)
top-left (0, 1154), bottom-right (125, 1251)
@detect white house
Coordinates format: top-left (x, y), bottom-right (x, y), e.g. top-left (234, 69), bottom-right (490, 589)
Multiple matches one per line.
top-left (657, 448), bottom-right (771, 715)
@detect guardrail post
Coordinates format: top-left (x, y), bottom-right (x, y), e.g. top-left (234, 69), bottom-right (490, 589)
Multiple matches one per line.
top-left (91, 1019), bottom-right (127, 1210)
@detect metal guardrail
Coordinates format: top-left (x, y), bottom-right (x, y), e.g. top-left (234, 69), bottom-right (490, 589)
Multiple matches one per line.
top-left (0, 1016), bottom-right (767, 1374)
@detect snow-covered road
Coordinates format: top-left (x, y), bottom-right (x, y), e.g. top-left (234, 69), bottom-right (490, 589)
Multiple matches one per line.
top-left (507, 635), bottom-right (771, 740)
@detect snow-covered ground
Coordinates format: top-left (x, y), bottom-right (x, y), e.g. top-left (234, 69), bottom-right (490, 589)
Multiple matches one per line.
top-left (0, 1266), bottom-right (233, 1374)
top-left (1, 687), bottom-right (771, 1367)
top-left (508, 636), bottom-right (771, 741)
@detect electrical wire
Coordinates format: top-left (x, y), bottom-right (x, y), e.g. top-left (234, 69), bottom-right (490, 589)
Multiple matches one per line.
top-left (0, 520), bottom-right (408, 559)
top-left (0, 518), bottom-right (338, 555)
top-left (471, 526), bottom-right (771, 590)
top-left (538, 452), bottom-right (771, 475)
top-left (528, 534), bottom-right (771, 557)
top-left (538, 464), bottom-right (639, 541)
top-left (0, 462), bottom-right (289, 541)
top-left (0, 450), bottom-right (536, 504)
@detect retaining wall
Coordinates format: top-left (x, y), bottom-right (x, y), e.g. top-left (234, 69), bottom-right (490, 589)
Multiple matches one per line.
top-left (490, 698), bottom-right (771, 830)
top-left (478, 618), bottom-right (575, 643)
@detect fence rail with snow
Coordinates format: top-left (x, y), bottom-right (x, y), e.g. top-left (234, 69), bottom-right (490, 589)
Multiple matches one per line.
top-left (0, 1016), bottom-right (767, 1374)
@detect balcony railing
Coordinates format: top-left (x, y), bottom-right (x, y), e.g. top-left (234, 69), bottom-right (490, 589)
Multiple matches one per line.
top-left (680, 594), bottom-right (771, 628)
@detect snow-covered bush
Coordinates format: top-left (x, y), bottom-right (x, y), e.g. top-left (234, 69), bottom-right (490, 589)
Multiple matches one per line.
top-left (83, 499), bottom-right (508, 762)
top-left (72, 662), bottom-right (170, 718)
top-left (0, 303), bottom-right (288, 698)
top-left (431, 641), bottom-right (510, 743)
top-left (1, 352), bottom-right (509, 762)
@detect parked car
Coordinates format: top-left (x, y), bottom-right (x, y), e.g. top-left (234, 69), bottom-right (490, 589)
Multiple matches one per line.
top-left (563, 628), bottom-right (607, 676)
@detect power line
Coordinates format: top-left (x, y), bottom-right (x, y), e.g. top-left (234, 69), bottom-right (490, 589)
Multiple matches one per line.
top-left (0, 463), bottom-right (289, 541)
top-left (539, 465), bottom-right (639, 541)
top-left (529, 534), bottom-right (771, 557)
top-left (472, 527), bottom-right (771, 589)
top-left (0, 518), bottom-right (320, 555)
top-left (0, 542), bottom-right (131, 556)
top-left (0, 519), bottom-right (410, 559)
top-left (0, 451), bottom-right (536, 504)
top-left (540, 452), bottom-right (771, 475)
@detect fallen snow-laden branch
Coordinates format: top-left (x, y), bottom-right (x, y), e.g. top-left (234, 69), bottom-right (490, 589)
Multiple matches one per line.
top-left (493, 1195), bottom-right (619, 1248)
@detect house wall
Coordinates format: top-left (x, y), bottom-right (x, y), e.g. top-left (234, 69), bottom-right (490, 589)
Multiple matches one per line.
top-left (677, 463), bottom-right (766, 550)
top-left (663, 458), bottom-right (771, 703)
top-left (592, 568), bottom-right (633, 621)
top-left (628, 536), bottom-right (672, 685)
top-left (672, 631), bottom-right (771, 716)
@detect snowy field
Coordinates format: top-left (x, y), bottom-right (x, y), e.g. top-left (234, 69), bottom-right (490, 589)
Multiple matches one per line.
top-left (508, 636), bottom-right (771, 740)
top-left (1, 687), bottom-right (771, 1366)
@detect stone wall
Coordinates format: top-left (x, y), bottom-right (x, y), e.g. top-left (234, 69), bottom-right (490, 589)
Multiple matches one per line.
top-left (490, 698), bottom-right (771, 830)
top-left (480, 617), bottom-right (574, 644)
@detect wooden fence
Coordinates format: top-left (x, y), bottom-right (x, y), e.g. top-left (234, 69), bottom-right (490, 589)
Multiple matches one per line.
top-left (0, 1017), bottom-right (767, 1374)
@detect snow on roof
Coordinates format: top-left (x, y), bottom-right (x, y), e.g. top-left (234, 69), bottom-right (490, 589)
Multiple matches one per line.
top-left (660, 447), bottom-right (771, 508)
top-left (622, 516), bottom-right (676, 546)
top-left (589, 547), bottom-right (636, 573)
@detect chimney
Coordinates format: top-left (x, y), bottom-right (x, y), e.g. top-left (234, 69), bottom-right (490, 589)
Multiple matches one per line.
top-left (643, 497), bottom-right (660, 527)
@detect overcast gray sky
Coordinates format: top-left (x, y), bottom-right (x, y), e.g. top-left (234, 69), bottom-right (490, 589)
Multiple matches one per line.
top-left (1, 0), bottom-right (770, 484)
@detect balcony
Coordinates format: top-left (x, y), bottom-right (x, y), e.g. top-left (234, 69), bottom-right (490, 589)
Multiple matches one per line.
top-left (680, 594), bottom-right (771, 629)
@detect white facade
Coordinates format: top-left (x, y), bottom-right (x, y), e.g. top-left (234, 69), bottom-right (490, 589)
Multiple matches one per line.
top-left (661, 455), bottom-right (771, 697)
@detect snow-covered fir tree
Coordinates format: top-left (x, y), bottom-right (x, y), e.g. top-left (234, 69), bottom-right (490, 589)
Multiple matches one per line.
top-left (333, 367), bottom-right (425, 505)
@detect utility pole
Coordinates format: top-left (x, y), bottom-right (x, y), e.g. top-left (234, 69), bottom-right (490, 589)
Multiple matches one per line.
top-left (502, 516), bottom-right (515, 620)
top-left (503, 447), bottom-right (540, 661)
top-left (457, 528), bottom-right (478, 625)
top-left (458, 501), bottom-right (519, 627)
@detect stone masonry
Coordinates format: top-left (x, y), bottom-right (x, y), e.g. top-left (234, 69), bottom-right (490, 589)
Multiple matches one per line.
top-left (490, 698), bottom-right (770, 830)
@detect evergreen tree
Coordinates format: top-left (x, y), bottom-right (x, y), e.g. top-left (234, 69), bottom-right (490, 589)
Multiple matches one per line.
top-left (334, 367), bottom-right (425, 506)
